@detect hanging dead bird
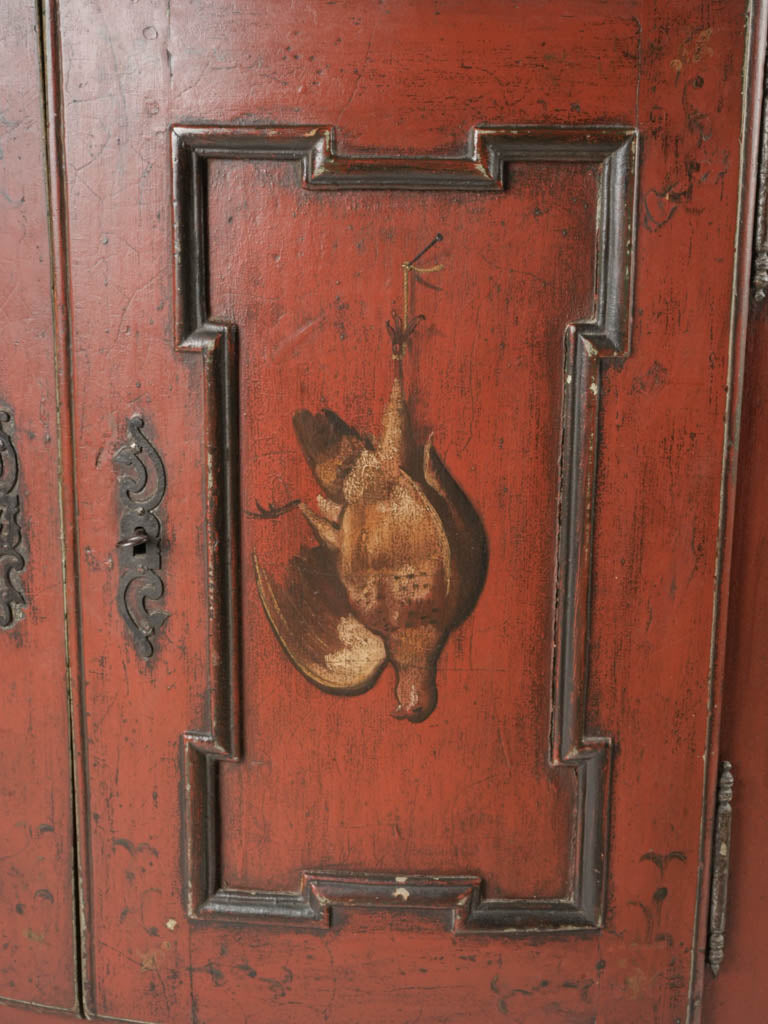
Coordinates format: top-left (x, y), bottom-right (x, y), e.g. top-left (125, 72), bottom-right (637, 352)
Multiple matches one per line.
top-left (252, 239), bottom-right (487, 722)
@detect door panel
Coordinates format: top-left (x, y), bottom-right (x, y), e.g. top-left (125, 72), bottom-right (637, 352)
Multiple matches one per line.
top-left (53, 1), bottom-right (760, 1020)
top-left (0, 0), bottom-right (78, 1014)
top-left (194, 138), bottom-right (617, 926)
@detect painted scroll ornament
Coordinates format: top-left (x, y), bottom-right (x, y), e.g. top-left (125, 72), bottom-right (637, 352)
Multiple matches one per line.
top-left (252, 238), bottom-right (487, 722)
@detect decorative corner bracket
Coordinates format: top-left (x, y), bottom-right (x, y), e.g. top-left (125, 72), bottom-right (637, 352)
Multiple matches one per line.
top-left (707, 760), bottom-right (734, 976)
top-left (172, 123), bottom-right (638, 932)
top-left (114, 415), bottom-right (167, 659)
top-left (0, 406), bottom-right (26, 628)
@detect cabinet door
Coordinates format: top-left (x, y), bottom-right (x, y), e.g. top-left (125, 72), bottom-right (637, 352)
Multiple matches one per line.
top-left (0, 0), bottom-right (79, 1015)
top-left (55, 1), bottom-right (762, 1021)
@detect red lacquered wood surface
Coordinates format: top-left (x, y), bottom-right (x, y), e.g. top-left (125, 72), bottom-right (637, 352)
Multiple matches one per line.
top-left (46, 0), bottom-right (763, 1020)
top-left (211, 161), bottom-right (593, 898)
top-left (0, 1), bottom-right (78, 1015)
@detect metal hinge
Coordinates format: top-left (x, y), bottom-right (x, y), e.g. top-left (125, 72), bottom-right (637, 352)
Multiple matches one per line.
top-left (707, 761), bottom-right (734, 976)
top-left (753, 50), bottom-right (768, 302)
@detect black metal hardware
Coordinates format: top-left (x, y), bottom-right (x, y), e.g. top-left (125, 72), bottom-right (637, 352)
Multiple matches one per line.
top-left (114, 415), bottom-right (167, 659)
top-left (0, 407), bottom-right (25, 629)
top-left (707, 761), bottom-right (734, 976)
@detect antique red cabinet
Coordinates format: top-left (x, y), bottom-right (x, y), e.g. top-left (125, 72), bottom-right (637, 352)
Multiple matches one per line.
top-left (2, 0), bottom-right (768, 1021)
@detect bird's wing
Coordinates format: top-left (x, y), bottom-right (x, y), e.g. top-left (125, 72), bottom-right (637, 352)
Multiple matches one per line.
top-left (253, 543), bottom-right (387, 694)
top-left (292, 409), bottom-right (371, 503)
top-left (422, 436), bottom-right (488, 626)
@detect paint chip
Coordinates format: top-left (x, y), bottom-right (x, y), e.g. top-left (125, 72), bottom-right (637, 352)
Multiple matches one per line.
top-left (392, 887), bottom-right (410, 901)
top-left (165, 918), bottom-right (178, 931)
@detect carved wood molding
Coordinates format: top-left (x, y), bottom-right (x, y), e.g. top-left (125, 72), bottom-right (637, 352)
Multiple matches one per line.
top-left (172, 124), bottom-right (638, 932)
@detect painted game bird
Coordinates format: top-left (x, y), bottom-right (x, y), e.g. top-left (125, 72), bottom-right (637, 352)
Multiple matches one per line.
top-left (252, 275), bottom-right (487, 723)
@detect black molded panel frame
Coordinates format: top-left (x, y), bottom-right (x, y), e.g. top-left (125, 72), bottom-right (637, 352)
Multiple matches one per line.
top-left (172, 124), bottom-right (638, 932)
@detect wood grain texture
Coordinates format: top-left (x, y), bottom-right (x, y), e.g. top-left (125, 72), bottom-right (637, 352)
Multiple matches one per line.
top-left (50, 0), bottom-right (760, 1020)
top-left (0, 0), bottom-right (78, 1014)
top-left (0, 1008), bottom-right (81, 1023)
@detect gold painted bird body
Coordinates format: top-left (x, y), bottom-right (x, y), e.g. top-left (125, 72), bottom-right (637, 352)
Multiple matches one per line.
top-left (253, 317), bottom-right (487, 722)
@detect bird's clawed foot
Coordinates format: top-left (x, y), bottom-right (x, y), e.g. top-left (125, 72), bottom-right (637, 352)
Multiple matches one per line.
top-left (247, 498), bottom-right (302, 520)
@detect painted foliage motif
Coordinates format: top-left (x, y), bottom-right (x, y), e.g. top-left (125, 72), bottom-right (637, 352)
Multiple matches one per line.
top-left (253, 238), bottom-right (487, 721)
